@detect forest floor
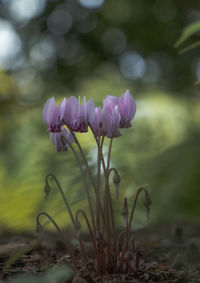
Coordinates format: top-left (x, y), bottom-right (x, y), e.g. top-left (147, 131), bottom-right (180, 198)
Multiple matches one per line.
top-left (0, 223), bottom-right (199, 282)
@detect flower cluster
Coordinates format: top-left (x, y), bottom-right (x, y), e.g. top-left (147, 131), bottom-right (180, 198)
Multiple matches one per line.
top-left (43, 90), bottom-right (136, 151)
top-left (39, 90), bottom-right (151, 276)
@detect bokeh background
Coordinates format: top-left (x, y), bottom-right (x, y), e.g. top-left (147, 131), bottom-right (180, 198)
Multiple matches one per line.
top-left (0, 0), bottom-right (199, 233)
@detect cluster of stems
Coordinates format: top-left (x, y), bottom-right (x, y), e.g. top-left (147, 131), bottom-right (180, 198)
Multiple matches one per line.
top-left (37, 125), bottom-right (151, 274)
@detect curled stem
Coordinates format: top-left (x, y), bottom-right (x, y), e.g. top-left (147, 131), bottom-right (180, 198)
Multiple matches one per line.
top-left (45, 174), bottom-right (75, 225)
top-left (128, 188), bottom-right (150, 231)
top-left (45, 173), bottom-right (87, 264)
top-left (37, 211), bottom-right (61, 233)
top-left (36, 211), bottom-right (78, 269)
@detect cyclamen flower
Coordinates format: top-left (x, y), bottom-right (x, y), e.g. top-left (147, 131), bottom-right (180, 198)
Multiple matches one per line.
top-left (77, 97), bottom-right (94, 132)
top-left (50, 127), bottom-right (74, 152)
top-left (63, 96), bottom-right (79, 131)
top-left (103, 95), bottom-right (118, 114)
top-left (89, 106), bottom-right (102, 136)
top-left (43, 97), bottom-right (74, 151)
top-left (43, 90), bottom-right (136, 145)
top-left (103, 90), bottom-right (136, 128)
top-left (90, 104), bottom-right (121, 138)
top-left (118, 90), bottom-right (136, 128)
top-left (102, 105), bottom-right (121, 138)
top-left (64, 96), bottom-right (94, 133)
top-left (43, 97), bottom-right (65, 132)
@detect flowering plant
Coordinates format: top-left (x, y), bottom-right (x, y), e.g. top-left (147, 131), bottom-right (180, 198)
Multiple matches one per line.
top-left (37, 90), bottom-right (151, 274)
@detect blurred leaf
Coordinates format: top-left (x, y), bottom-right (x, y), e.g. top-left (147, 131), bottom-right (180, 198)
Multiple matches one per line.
top-left (175, 20), bottom-right (200, 48)
top-left (178, 40), bottom-right (200, 54)
top-left (143, 128), bottom-right (200, 221)
top-left (45, 266), bottom-right (74, 282)
top-left (8, 265), bottom-right (74, 283)
top-left (4, 242), bottom-right (37, 270)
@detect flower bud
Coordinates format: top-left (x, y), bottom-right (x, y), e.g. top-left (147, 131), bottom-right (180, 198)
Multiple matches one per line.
top-left (113, 171), bottom-right (121, 199)
top-left (44, 182), bottom-right (51, 199)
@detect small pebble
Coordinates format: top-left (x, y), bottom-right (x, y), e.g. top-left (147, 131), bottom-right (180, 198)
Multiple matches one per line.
top-left (143, 273), bottom-right (150, 281)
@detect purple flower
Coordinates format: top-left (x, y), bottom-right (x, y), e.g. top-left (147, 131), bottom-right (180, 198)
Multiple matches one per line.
top-left (89, 106), bottom-right (103, 136)
top-left (87, 99), bottom-right (96, 124)
top-left (103, 90), bottom-right (136, 128)
top-left (64, 96), bottom-right (94, 133)
top-left (43, 97), bottom-right (74, 151)
top-left (102, 95), bottom-right (121, 138)
top-left (63, 96), bottom-right (79, 131)
top-left (103, 95), bottom-right (119, 114)
top-left (43, 90), bottom-right (135, 145)
top-left (102, 105), bottom-right (121, 138)
top-left (76, 96), bottom-right (91, 132)
top-left (118, 90), bottom-right (136, 128)
top-left (50, 126), bottom-right (74, 152)
top-left (43, 97), bottom-right (66, 132)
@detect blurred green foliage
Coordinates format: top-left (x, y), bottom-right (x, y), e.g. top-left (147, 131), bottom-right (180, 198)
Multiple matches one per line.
top-left (175, 20), bottom-right (200, 46)
top-left (175, 19), bottom-right (200, 52)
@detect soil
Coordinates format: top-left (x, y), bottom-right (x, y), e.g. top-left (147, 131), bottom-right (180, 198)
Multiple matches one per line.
top-left (0, 223), bottom-right (199, 282)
